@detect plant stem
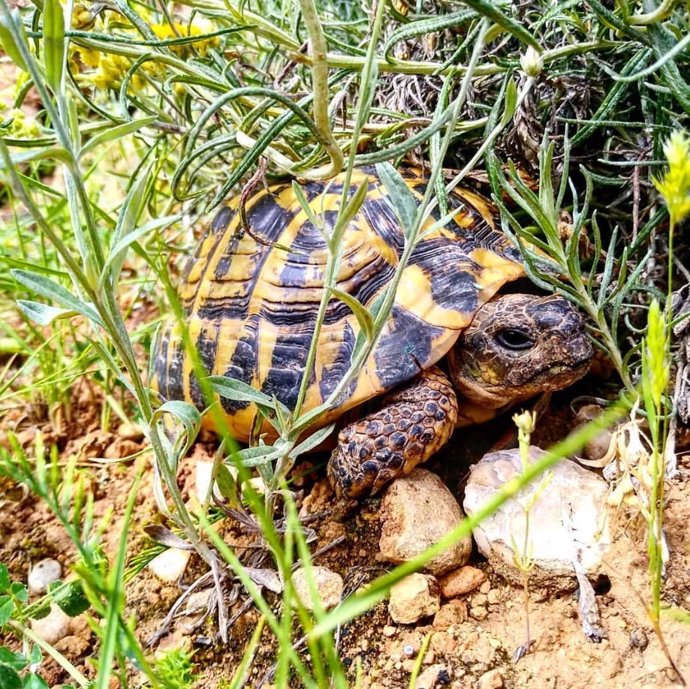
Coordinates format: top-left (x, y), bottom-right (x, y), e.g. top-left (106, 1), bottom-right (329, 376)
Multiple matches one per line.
top-left (297, 0), bottom-right (343, 179)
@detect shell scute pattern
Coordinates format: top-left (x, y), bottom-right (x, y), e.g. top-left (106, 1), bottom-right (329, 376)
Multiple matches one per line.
top-left (154, 168), bottom-right (524, 440)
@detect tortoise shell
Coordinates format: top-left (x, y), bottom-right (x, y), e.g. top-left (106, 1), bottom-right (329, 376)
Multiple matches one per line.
top-left (154, 168), bottom-right (525, 440)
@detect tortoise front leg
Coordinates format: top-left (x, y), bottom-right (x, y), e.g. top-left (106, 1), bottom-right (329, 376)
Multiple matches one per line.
top-left (327, 367), bottom-right (459, 498)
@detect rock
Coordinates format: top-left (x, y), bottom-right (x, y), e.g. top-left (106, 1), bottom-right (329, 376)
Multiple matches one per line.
top-left (31, 604), bottom-right (71, 644)
top-left (463, 448), bottom-right (612, 589)
top-left (293, 566), bottom-right (344, 610)
top-left (433, 601), bottom-right (467, 630)
top-left (388, 573), bottom-right (440, 624)
top-left (379, 469), bottom-right (472, 576)
top-left (147, 547), bottom-right (191, 583)
top-left (415, 664), bottom-right (451, 689)
top-left (182, 588), bottom-right (213, 616)
top-left (438, 566), bottom-right (486, 599)
top-left (28, 559), bottom-right (62, 595)
top-left (54, 634), bottom-right (91, 657)
top-left (477, 669), bottom-right (503, 689)
top-left (469, 605), bottom-right (488, 621)
top-left (117, 422), bottom-right (144, 440)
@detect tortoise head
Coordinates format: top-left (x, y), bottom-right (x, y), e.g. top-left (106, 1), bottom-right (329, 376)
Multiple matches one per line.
top-left (447, 293), bottom-right (593, 408)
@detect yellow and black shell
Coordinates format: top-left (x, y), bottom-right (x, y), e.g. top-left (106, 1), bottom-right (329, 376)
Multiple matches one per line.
top-left (154, 167), bottom-right (525, 441)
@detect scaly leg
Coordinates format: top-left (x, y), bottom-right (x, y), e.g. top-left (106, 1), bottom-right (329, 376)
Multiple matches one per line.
top-left (327, 366), bottom-right (458, 498)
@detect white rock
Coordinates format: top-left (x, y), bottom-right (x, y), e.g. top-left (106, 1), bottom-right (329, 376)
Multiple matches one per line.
top-left (28, 559), bottom-right (62, 595)
top-left (388, 573), bottom-right (440, 624)
top-left (30, 604), bottom-right (71, 644)
top-left (147, 547), bottom-right (191, 583)
top-left (293, 566), bottom-right (344, 610)
top-left (463, 447), bottom-right (611, 588)
top-left (379, 469), bottom-right (472, 576)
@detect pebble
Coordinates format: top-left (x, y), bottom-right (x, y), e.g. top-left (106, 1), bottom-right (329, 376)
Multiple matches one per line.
top-left (469, 606), bottom-right (488, 621)
top-left (438, 566), bottom-right (487, 599)
top-left (28, 559), bottom-right (62, 595)
top-left (292, 566), bottom-right (344, 610)
top-left (463, 447), bottom-right (612, 588)
top-left (415, 664), bottom-right (451, 689)
top-left (379, 469), bottom-right (472, 576)
top-left (147, 547), bottom-right (191, 583)
top-left (388, 573), bottom-right (440, 624)
top-left (31, 604), bottom-right (71, 644)
top-left (477, 669), bottom-right (503, 689)
top-left (432, 601), bottom-right (468, 630)
top-left (630, 628), bottom-right (649, 651)
top-left (471, 593), bottom-right (487, 607)
top-left (486, 589), bottom-right (500, 605)
top-left (383, 625), bottom-right (397, 637)
top-left (117, 422), bottom-right (144, 440)
top-left (479, 580), bottom-right (491, 594)
top-left (182, 588), bottom-right (213, 616)
top-left (54, 633), bottom-right (91, 657)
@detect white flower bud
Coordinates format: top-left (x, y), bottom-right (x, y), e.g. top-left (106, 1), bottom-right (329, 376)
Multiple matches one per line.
top-left (520, 46), bottom-right (543, 78)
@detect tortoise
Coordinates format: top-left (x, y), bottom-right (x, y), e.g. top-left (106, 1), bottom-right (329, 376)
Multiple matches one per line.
top-left (154, 167), bottom-right (593, 498)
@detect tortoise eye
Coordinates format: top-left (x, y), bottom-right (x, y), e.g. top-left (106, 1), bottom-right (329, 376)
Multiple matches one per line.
top-left (495, 328), bottom-right (534, 352)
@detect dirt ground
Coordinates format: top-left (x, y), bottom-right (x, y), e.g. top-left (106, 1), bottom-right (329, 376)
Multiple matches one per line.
top-left (1, 379), bottom-right (690, 689)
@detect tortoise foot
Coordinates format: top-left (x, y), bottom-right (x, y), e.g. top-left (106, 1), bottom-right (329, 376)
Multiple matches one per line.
top-left (327, 366), bottom-right (458, 498)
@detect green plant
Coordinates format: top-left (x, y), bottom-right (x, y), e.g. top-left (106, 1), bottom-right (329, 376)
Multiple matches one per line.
top-left (509, 410), bottom-right (552, 662)
top-left (152, 648), bottom-right (198, 689)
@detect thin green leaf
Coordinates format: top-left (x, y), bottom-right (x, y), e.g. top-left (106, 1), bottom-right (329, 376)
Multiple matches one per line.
top-left (291, 423), bottom-right (335, 456)
top-left (233, 445), bottom-right (283, 467)
top-left (376, 163), bottom-right (418, 239)
top-left (460, 0), bottom-right (539, 49)
top-left (43, 0), bottom-right (65, 92)
top-left (80, 116), bottom-right (157, 158)
top-left (102, 215), bottom-right (180, 284)
top-left (328, 287), bottom-right (374, 341)
top-left (208, 376), bottom-right (277, 410)
top-left (16, 300), bottom-right (75, 326)
top-left (0, 8), bottom-right (28, 72)
top-left (11, 270), bottom-right (103, 327)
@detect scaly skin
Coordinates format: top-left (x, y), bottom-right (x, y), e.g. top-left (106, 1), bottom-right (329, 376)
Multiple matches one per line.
top-left (327, 367), bottom-right (458, 498)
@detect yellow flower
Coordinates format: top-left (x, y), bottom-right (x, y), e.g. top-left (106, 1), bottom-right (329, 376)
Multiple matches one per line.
top-left (6, 109), bottom-right (41, 138)
top-left (151, 19), bottom-right (219, 57)
top-left (653, 130), bottom-right (690, 223)
top-left (71, 3), bottom-right (95, 30)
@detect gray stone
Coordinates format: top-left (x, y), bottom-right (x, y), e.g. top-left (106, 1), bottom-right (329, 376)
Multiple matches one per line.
top-left (380, 469), bottom-right (472, 576)
top-left (463, 447), bottom-right (611, 589)
top-left (28, 559), bottom-right (62, 595)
